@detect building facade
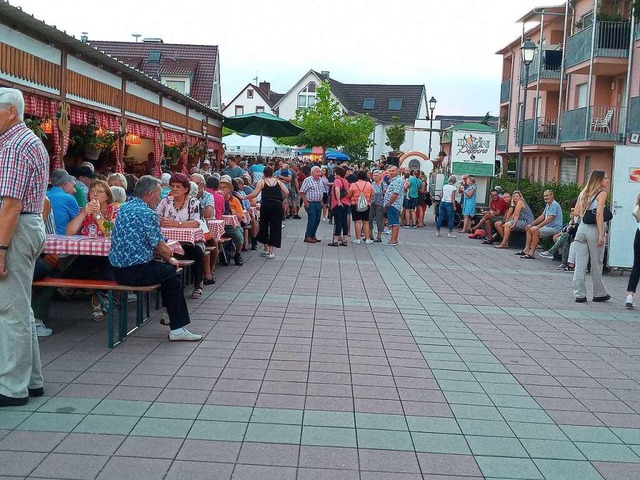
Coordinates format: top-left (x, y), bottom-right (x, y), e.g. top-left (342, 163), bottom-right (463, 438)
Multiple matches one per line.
top-left (497, 0), bottom-right (638, 184)
top-left (222, 82), bottom-right (283, 117)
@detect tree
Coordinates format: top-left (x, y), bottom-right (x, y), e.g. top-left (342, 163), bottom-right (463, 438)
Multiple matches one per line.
top-left (276, 81), bottom-right (375, 161)
top-left (385, 116), bottom-right (405, 153)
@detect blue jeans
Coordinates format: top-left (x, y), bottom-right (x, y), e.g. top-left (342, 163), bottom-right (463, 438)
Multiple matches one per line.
top-left (436, 202), bottom-right (454, 233)
top-left (305, 201), bottom-right (322, 238)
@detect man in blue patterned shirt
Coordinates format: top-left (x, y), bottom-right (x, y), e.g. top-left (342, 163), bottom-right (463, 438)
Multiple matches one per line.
top-left (109, 176), bottom-right (201, 342)
top-left (382, 166), bottom-right (404, 246)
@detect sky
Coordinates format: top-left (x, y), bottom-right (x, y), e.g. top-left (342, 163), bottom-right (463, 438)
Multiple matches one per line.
top-left (9, 0), bottom-right (547, 117)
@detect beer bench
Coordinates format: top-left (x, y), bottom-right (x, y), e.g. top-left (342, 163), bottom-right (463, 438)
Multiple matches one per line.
top-left (32, 277), bottom-right (160, 348)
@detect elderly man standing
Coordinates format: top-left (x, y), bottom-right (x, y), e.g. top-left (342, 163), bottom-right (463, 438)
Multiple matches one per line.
top-left (382, 166), bottom-right (404, 246)
top-left (109, 176), bottom-right (202, 341)
top-left (299, 166), bottom-right (324, 243)
top-left (0, 88), bottom-right (49, 407)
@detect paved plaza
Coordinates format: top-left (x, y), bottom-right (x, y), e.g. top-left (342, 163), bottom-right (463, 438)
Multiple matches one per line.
top-left (1, 214), bottom-right (640, 480)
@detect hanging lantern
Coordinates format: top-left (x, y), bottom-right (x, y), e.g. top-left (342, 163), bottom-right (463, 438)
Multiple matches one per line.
top-left (41, 118), bottom-right (54, 134)
top-left (125, 133), bottom-right (141, 145)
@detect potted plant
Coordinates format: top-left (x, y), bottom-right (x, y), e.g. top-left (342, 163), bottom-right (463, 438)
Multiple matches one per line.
top-left (163, 141), bottom-right (188, 165)
top-left (25, 117), bottom-right (48, 141)
top-left (71, 123), bottom-right (122, 160)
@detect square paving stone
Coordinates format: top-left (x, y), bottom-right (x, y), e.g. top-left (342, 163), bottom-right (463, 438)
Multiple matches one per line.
top-left (410, 432), bottom-right (470, 454)
top-left (301, 426), bottom-right (357, 448)
top-left (96, 456), bottom-right (172, 480)
top-left (144, 402), bottom-right (202, 420)
top-left (533, 459), bottom-right (604, 480)
top-left (475, 456), bottom-right (543, 479)
top-left (30, 452), bottom-right (109, 480)
top-left (54, 433), bottom-right (125, 455)
top-left (250, 408), bottom-right (303, 425)
top-left (298, 445), bottom-right (359, 470)
top-left (359, 449), bottom-right (420, 473)
top-left (297, 468), bottom-right (359, 480)
top-left (116, 436), bottom-right (183, 459)
top-left (198, 405), bottom-right (253, 422)
top-left (0, 430), bottom-right (65, 452)
top-left (444, 391), bottom-right (494, 406)
top-left (231, 464), bottom-right (296, 480)
top-left (417, 453), bottom-right (482, 477)
top-left (0, 450), bottom-right (47, 477)
top-left (499, 407), bottom-right (554, 424)
top-left (457, 419), bottom-right (514, 437)
top-left (17, 412), bottom-right (84, 432)
top-left (467, 435), bottom-right (528, 458)
top-left (521, 439), bottom-right (586, 460)
top-left (91, 399), bottom-right (151, 417)
top-left (177, 439), bottom-right (241, 463)
top-left (450, 404), bottom-right (502, 421)
top-left (237, 442), bottom-right (299, 466)
top-left (357, 429), bottom-right (414, 451)
top-left (575, 442), bottom-right (640, 462)
top-left (0, 411), bottom-right (32, 430)
top-left (244, 423), bottom-right (301, 444)
top-left (130, 417), bottom-right (193, 438)
top-left (164, 460), bottom-right (233, 480)
top-left (406, 416), bottom-right (460, 434)
top-left (188, 420), bottom-right (247, 441)
top-left (73, 414), bottom-right (139, 435)
top-left (508, 422), bottom-right (569, 441)
top-left (303, 410), bottom-right (355, 428)
top-left (561, 425), bottom-right (621, 444)
top-left (38, 397), bottom-right (101, 414)
top-left (355, 413), bottom-right (408, 431)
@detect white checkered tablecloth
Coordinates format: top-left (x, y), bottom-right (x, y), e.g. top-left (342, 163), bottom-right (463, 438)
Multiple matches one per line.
top-left (243, 210), bottom-right (251, 224)
top-left (206, 220), bottom-right (225, 240)
top-left (44, 234), bottom-right (111, 256)
top-left (161, 227), bottom-right (204, 244)
top-left (250, 206), bottom-right (259, 220)
top-left (222, 215), bottom-right (241, 228)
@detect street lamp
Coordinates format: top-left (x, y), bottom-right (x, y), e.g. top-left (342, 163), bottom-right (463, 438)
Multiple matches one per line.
top-left (428, 96), bottom-right (437, 158)
top-left (516, 38), bottom-right (537, 190)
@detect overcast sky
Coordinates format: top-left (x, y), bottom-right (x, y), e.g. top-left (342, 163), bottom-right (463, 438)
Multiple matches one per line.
top-left (10, 0), bottom-right (545, 117)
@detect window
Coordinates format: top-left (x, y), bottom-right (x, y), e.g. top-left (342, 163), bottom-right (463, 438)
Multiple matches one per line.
top-left (256, 106), bottom-right (264, 113)
top-left (577, 84), bottom-right (588, 108)
top-left (297, 95), bottom-right (307, 107)
top-left (583, 155), bottom-right (592, 184)
top-left (538, 157), bottom-right (543, 181)
top-left (148, 51), bottom-right (161, 63)
top-left (307, 82), bottom-right (316, 92)
top-left (308, 96), bottom-right (316, 107)
top-left (362, 98), bottom-right (376, 110)
top-left (388, 98), bottom-right (403, 110)
top-left (297, 82), bottom-right (317, 108)
top-left (164, 80), bottom-right (186, 94)
top-left (235, 105), bottom-right (244, 116)
top-left (559, 157), bottom-right (577, 184)
top-left (247, 89), bottom-right (254, 99)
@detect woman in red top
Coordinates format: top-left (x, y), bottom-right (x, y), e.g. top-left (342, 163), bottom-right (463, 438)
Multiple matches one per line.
top-left (65, 179), bottom-right (119, 320)
top-left (328, 166), bottom-right (351, 246)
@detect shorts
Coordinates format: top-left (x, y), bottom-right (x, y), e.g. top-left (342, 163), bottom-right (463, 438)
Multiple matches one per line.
top-left (403, 197), bottom-right (418, 210)
top-left (539, 226), bottom-right (561, 238)
top-left (509, 219), bottom-right (528, 231)
top-left (386, 206), bottom-right (400, 226)
top-left (351, 205), bottom-right (370, 221)
top-left (489, 215), bottom-right (504, 224)
top-left (322, 193), bottom-right (328, 204)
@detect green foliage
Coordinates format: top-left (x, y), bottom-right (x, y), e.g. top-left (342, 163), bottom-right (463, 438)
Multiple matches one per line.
top-left (163, 141), bottom-right (188, 165)
top-left (25, 117), bottom-right (47, 141)
top-left (491, 177), bottom-right (581, 223)
top-left (222, 126), bottom-right (235, 138)
top-left (70, 123), bottom-right (122, 153)
top-left (385, 116), bottom-right (405, 153)
top-left (276, 81), bottom-right (375, 160)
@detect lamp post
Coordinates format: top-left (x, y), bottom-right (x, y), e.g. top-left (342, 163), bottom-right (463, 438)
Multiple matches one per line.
top-left (516, 38), bottom-right (537, 190)
top-left (428, 96), bottom-right (437, 158)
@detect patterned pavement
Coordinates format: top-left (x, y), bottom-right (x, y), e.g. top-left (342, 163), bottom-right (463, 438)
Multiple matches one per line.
top-left (1, 213), bottom-right (639, 479)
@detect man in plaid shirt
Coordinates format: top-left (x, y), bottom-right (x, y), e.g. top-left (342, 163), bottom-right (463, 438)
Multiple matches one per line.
top-left (0, 88), bottom-right (49, 407)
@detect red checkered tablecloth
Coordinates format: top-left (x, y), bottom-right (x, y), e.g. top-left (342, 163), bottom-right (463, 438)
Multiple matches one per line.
top-left (222, 215), bottom-right (241, 228)
top-left (206, 220), bottom-right (225, 240)
top-left (250, 206), bottom-right (259, 220)
top-left (243, 210), bottom-right (251, 224)
top-left (161, 227), bottom-right (204, 244)
top-left (44, 235), bottom-right (111, 256)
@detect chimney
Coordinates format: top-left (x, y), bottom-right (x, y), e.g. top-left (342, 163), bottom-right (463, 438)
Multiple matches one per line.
top-left (321, 70), bottom-right (330, 78)
top-left (80, 32), bottom-right (89, 43)
top-left (259, 81), bottom-right (271, 96)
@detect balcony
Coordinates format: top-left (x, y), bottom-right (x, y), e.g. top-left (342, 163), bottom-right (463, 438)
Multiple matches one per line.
top-left (516, 117), bottom-right (559, 146)
top-left (629, 97), bottom-right (640, 133)
top-left (526, 50), bottom-right (562, 91)
top-left (559, 105), bottom-right (626, 143)
top-left (565, 21), bottom-right (631, 75)
top-left (500, 79), bottom-right (511, 104)
top-left (497, 128), bottom-right (508, 151)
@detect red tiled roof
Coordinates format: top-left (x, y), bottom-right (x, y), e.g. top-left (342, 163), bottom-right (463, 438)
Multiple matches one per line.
top-left (89, 40), bottom-right (218, 106)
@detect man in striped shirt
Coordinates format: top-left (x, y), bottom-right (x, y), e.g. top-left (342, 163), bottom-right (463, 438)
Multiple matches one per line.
top-left (0, 88), bottom-right (50, 407)
top-left (299, 166), bottom-right (324, 243)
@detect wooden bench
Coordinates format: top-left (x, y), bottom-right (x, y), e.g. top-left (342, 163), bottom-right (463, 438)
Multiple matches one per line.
top-left (217, 236), bottom-right (233, 266)
top-left (32, 277), bottom-right (160, 348)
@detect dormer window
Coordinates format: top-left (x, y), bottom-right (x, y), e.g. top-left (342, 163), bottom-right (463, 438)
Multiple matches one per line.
top-left (388, 99), bottom-right (403, 110)
top-left (362, 98), bottom-right (375, 110)
top-left (247, 89), bottom-right (254, 99)
top-left (161, 75), bottom-right (191, 95)
top-left (297, 82), bottom-right (317, 109)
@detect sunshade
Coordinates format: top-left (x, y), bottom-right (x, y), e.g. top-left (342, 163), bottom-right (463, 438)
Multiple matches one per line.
top-left (224, 112), bottom-right (304, 157)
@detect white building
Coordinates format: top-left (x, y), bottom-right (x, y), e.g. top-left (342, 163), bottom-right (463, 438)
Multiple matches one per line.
top-left (273, 70), bottom-right (440, 160)
top-left (222, 81), bottom-right (283, 117)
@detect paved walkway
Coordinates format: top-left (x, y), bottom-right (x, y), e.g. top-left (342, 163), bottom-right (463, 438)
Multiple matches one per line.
top-left (1, 213), bottom-right (639, 479)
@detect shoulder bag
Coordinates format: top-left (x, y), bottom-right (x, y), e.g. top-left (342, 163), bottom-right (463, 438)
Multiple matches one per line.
top-left (582, 191), bottom-right (612, 224)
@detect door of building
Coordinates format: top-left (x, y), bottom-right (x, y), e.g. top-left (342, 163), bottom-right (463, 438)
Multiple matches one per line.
top-left (608, 146), bottom-right (640, 268)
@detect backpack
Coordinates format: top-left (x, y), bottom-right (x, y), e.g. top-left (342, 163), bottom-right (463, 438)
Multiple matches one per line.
top-left (356, 183), bottom-right (369, 212)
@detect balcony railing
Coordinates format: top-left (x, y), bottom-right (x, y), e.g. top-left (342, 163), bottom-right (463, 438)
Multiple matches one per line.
top-left (565, 21), bottom-right (631, 68)
top-left (497, 128), bottom-right (508, 151)
top-left (628, 97), bottom-right (640, 133)
top-left (500, 79), bottom-right (511, 103)
top-left (559, 105), bottom-right (626, 142)
top-left (516, 117), bottom-right (559, 146)
top-left (527, 50), bottom-right (562, 84)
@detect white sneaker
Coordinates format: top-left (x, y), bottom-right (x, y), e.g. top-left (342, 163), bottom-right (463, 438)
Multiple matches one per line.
top-left (260, 251), bottom-right (269, 257)
top-left (35, 321), bottom-right (53, 337)
top-left (169, 328), bottom-right (202, 342)
top-left (267, 253), bottom-right (276, 259)
top-left (383, 229), bottom-right (392, 235)
top-left (435, 232), bottom-right (441, 237)
top-left (626, 294), bottom-right (634, 308)
top-left (447, 233), bottom-right (457, 238)
top-left (160, 310), bottom-right (170, 326)
top-left (365, 239), bottom-right (374, 244)
top-left (127, 292), bottom-right (137, 303)
top-left (538, 251), bottom-right (554, 259)
top-left (322, 217), bottom-right (327, 222)
top-left (352, 239), bottom-right (361, 244)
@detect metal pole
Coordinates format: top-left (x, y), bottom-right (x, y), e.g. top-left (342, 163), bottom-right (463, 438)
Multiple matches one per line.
top-left (428, 109), bottom-right (434, 158)
top-left (516, 62), bottom-right (531, 191)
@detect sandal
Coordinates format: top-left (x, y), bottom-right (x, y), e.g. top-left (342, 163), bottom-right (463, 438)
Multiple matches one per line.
top-left (521, 254), bottom-right (535, 259)
top-left (494, 244), bottom-right (508, 249)
top-left (204, 276), bottom-right (216, 285)
top-left (91, 294), bottom-right (106, 322)
top-left (328, 242), bottom-right (340, 247)
top-left (191, 287), bottom-right (203, 299)
top-left (340, 241), bottom-right (348, 246)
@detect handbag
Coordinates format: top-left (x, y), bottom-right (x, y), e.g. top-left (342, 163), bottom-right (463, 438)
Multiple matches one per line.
top-left (582, 191), bottom-right (612, 224)
top-left (633, 204), bottom-right (640, 222)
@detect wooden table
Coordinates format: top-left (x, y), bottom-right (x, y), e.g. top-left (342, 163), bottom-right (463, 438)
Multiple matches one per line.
top-left (206, 220), bottom-right (225, 240)
top-left (161, 227), bottom-right (204, 244)
top-left (222, 215), bottom-right (241, 228)
top-left (44, 234), bottom-right (185, 256)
